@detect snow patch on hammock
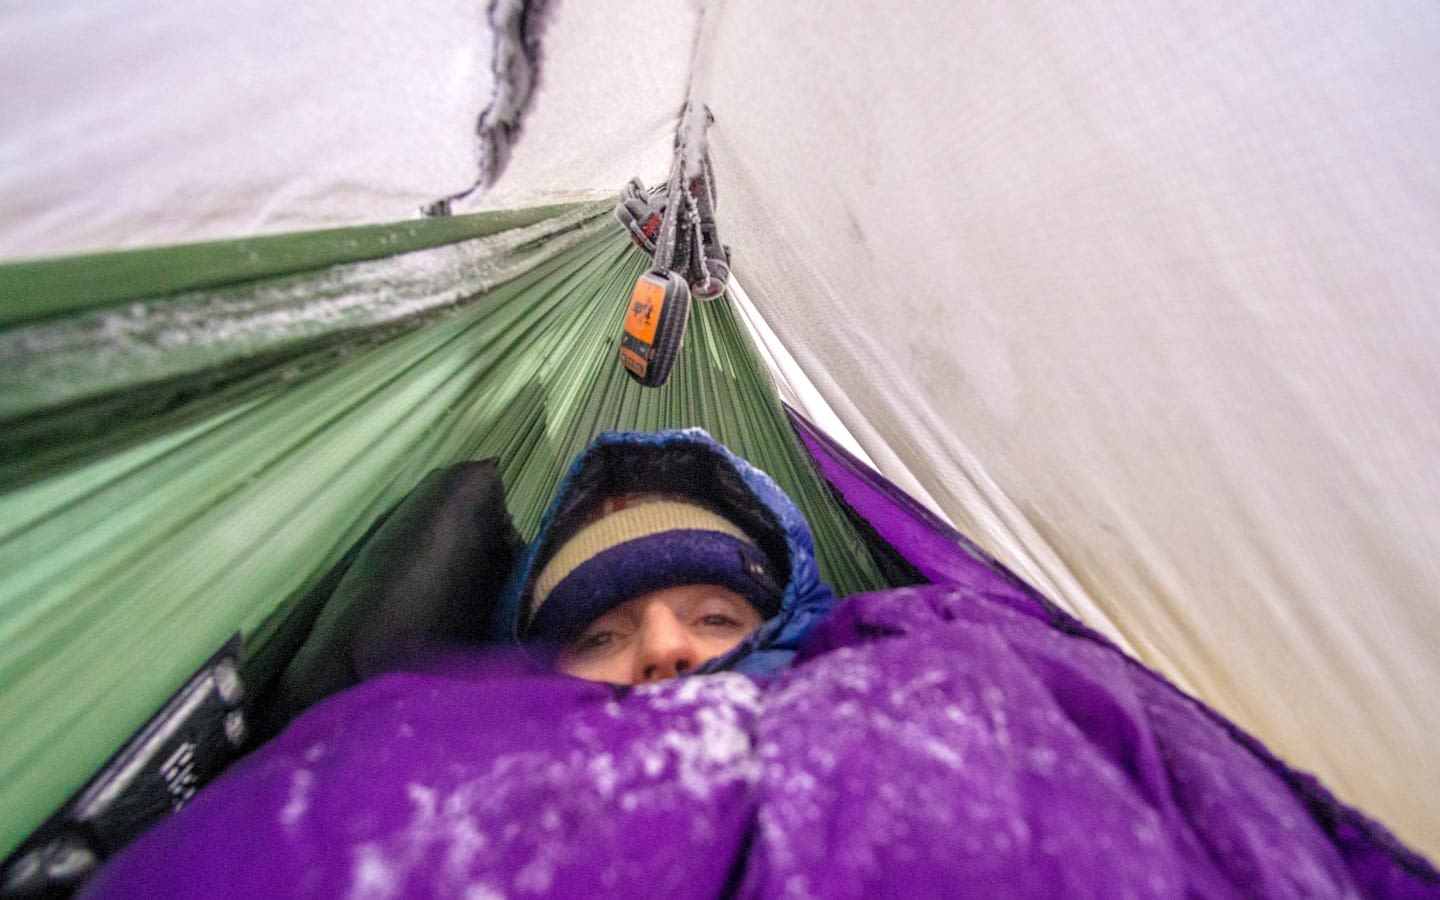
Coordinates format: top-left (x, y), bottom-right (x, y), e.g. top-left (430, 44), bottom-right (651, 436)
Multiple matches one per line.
top-left (0, 207), bottom-right (608, 419)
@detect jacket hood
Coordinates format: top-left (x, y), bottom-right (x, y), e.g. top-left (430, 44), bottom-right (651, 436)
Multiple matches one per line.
top-left (493, 428), bottom-right (836, 677)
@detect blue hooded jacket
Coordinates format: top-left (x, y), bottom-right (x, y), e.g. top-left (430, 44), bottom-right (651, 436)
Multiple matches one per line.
top-left (492, 428), bottom-right (837, 677)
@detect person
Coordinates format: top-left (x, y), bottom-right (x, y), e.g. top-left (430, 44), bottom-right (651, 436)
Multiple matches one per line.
top-left (493, 427), bottom-right (836, 684)
top-left (77, 428), bottom-right (1437, 898)
top-left (526, 493), bottom-right (777, 683)
top-left (254, 427), bottom-right (823, 736)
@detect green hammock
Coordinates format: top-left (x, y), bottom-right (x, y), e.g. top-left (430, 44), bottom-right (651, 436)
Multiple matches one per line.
top-left (0, 201), bottom-right (889, 858)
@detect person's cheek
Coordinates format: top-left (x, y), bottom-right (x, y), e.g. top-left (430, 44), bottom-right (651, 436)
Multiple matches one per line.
top-left (562, 651), bottom-right (632, 685)
top-left (701, 632), bottom-right (747, 659)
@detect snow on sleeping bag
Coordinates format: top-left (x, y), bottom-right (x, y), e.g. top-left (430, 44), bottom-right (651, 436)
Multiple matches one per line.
top-left (79, 430), bottom-right (1438, 898)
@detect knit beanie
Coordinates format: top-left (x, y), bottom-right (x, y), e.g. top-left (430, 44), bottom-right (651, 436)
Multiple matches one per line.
top-left (524, 493), bottom-right (784, 643)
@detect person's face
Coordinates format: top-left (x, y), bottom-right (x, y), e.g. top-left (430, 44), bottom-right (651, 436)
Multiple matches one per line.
top-left (556, 583), bottom-right (764, 685)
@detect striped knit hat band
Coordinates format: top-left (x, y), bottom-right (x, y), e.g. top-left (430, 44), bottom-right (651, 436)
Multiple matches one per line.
top-left (530, 495), bottom-right (750, 618)
top-left (524, 493), bottom-right (783, 640)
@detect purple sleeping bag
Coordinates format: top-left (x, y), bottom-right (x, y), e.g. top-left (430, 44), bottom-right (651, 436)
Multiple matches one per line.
top-left (79, 423), bottom-right (1438, 898)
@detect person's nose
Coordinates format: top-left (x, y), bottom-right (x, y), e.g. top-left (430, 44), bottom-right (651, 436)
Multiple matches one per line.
top-left (633, 605), bottom-right (695, 684)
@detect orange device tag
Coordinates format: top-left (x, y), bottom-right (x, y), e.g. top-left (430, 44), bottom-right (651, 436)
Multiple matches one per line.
top-left (619, 274), bottom-right (668, 376)
top-left (624, 275), bottom-right (666, 344)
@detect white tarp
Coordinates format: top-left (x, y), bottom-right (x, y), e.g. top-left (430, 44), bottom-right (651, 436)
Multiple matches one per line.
top-left (3, 0), bottom-right (1437, 859)
top-left (700, 2), bottom-right (1440, 856)
top-left (0, 0), bottom-right (494, 257)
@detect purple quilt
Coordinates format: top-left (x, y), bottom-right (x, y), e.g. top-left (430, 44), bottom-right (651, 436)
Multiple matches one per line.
top-left (79, 420), bottom-right (1438, 898)
top-left (83, 580), bottom-right (1435, 898)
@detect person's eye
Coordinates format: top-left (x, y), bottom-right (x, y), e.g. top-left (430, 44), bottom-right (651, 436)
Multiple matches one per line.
top-left (698, 613), bottom-right (743, 629)
top-left (570, 630), bottom-right (617, 654)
